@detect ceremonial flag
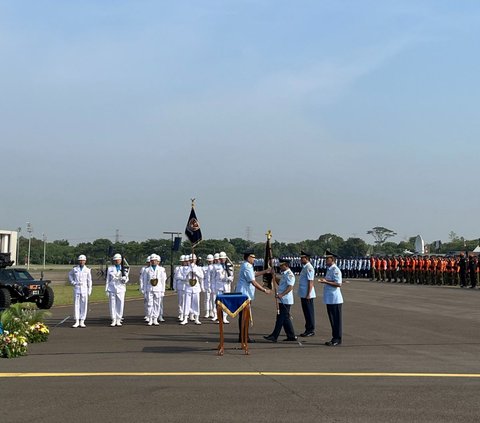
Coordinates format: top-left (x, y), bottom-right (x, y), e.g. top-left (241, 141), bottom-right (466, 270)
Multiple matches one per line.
top-left (263, 230), bottom-right (273, 289)
top-left (185, 201), bottom-right (202, 247)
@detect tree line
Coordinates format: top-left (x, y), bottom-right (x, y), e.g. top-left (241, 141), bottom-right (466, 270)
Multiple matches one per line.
top-left (16, 231), bottom-right (480, 266)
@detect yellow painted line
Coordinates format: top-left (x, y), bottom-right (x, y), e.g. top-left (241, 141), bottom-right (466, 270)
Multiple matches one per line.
top-left (1, 372), bottom-right (480, 379)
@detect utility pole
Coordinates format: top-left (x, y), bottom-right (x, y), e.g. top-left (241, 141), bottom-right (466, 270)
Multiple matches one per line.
top-left (16, 227), bottom-right (21, 266)
top-left (27, 222), bottom-right (33, 270)
top-left (163, 231), bottom-right (181, 290)
top-left (42, 233), bottom-right (47, 269)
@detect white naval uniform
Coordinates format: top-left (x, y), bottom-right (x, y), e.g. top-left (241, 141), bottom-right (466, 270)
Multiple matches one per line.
top-left (105, 265), bottom-right (129, 324)
top-left (141, 265), bottom-right (167, 321)
top-left (68, 265), bottom-right (92, 323)
top-left (182, 265), bottom-right (204, 320)
top-left (202, 263), bottom-right (215, 317)
top-left (139, 265), bottom-right (149, 318)
top-left (174, 265), bottom-right (187, 319)
top-left (211, 262), bottom-right (233, 321)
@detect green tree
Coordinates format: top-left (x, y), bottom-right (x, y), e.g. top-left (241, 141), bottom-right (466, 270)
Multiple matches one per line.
top-left (181, 239), bottom-right (235, 262)
top-left (318, 233), bottom-right (344, 254)
top-left (339, 238), bottom-right (368, 257)
top-left (228, 238), bottom-right (253, 260)
top-left (448, 231), bottom-right (459, 242)
top-left (380, 242), bottom-right (403, 255)
top-left (367, 227), bottom-right (397, 246)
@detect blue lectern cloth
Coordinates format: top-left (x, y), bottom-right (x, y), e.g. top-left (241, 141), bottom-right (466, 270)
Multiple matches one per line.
top-left (216, 293), bottom-right (250, 318)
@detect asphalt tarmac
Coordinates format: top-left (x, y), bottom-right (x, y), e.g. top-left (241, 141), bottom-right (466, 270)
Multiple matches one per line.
top-left (1, 280), bottom-right (479, 422)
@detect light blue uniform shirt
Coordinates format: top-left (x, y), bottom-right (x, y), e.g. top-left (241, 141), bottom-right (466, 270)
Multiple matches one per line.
top-left (278, 269), bottom-right (295, 305)
top-left (323, 263), bottom-right (343, 305)
top-left (298, 262), bottom-right (316, 299)
top-left (236, 261), bottom-right (256, 300)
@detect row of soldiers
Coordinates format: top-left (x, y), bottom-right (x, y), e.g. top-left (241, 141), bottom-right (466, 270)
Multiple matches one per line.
top-left (370, 254), bottom-right (478, 287)
top-left (68, 251), bottom-right (235, 328)
top-left (254, 254), bottom-right (479, 288)
top-left (167, 252), bottom-right (234, 325)
top-left (254, 257), bottom-right (371, 278)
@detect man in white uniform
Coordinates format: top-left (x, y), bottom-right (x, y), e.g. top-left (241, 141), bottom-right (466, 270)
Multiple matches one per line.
top-left (105, 253), bottom-right (129, 327)
top-left (139, 256), bottom-right (151, 321)
top-left (219, 252), bottom-right (234, 293)
top-left (181, 254), bottom-right (204, 325)
top-left (202, 254), bottom-right (215, 318)
top-left (211, 252), bottom-right (233, 324)
top-left (141, 254), bottom-right (167, 325)
top-left (68, 254), bottom-right (92, 328)
top-left (174, 255), bottom-right (187, 321)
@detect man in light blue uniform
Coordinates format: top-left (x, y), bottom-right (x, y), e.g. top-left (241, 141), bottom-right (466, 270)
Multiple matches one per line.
top-left (298, 251), bottom-right (316, 337)
top-left (318, 251), bottom-right (343, 346)
top-left (235, 250), bottom-right (271, 342)
top-left (264, 258), bottom-right (297, 342)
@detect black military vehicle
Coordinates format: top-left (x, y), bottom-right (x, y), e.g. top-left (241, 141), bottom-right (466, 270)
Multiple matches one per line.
top-left (0, 253), bottom-right (54, 310)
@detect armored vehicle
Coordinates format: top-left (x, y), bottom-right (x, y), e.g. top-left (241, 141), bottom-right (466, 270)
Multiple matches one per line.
top-left (0, 253), bottom-right (54, 310)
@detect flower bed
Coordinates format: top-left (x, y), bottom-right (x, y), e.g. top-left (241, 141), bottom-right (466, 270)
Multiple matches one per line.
top-left (27, 322), bottom-right (50, 343)
top-left (0, 304), bottom-right (51, 358)
top-left (0, 330), bottom-right (28, 358)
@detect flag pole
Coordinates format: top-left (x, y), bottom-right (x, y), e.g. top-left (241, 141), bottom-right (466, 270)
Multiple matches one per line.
top-left (190, 198), bottom-right (195, 281)
top-left (185, 197), bottom-right (202, 289)
top-left (266, 230), bottom-right (280, 315)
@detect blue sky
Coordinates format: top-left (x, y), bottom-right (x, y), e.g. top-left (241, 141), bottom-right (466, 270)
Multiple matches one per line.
top-left (1, 1), bottom-right (479, 245)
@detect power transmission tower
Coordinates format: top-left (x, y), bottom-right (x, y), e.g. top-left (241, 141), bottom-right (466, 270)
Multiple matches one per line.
top-left (246, 226), bottom-right (251, 241)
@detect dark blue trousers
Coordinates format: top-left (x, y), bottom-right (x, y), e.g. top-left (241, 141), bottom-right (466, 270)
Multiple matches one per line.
top-left (271, 303), bottom-right (296, 339)
top-left (300, 298), bottom-right (315, 333)
top-left (326, 304), bottom-right (342, 342)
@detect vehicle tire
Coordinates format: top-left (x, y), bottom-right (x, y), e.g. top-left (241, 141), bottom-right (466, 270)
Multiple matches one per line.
top-left (37, 286), bottom-right (54, 309)
top-left (0, 287), bottom-right (12, 310)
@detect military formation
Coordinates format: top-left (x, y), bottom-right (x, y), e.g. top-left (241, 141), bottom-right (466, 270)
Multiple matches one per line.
top-left (254, 257), bottom-right (371, 278)
top-left (369, 253), bottom-right (478, 287)
top-left (67, 250), bottom-right (476, 346)
top-left (67, 250), bottom-right (345, 347)
top-left (255, 254), bottom-right (480, 287)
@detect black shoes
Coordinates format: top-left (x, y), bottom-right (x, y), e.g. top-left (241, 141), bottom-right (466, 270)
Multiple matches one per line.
top-left (324, 340), bottom-right (341, 347)
top-left (238, 337), bottom-right (255, 343)
top-left (300, 331), bottom-right (315, 337)
top-left (263, 335), bottom-right (298, 342)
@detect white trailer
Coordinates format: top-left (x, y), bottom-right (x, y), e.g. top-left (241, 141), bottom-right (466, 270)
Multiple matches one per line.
top-left (0, 230), bottom-right (19, 265)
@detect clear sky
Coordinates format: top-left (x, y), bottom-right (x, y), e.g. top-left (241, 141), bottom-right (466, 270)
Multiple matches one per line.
top-left (1, 1), bottom-right (479, 245)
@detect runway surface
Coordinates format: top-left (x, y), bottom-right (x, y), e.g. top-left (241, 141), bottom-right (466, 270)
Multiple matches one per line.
top-left (2, 280), bottom-right (479, 422)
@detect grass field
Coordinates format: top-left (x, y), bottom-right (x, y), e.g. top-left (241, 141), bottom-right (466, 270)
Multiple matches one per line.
top-left (6, 264), bottom-right (176, 307)
top-left (51, 284), bottom-right (146, 306)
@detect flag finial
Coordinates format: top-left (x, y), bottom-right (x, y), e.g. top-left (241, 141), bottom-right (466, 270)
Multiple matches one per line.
top-left (191, 198), bottom-right (196, 208)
